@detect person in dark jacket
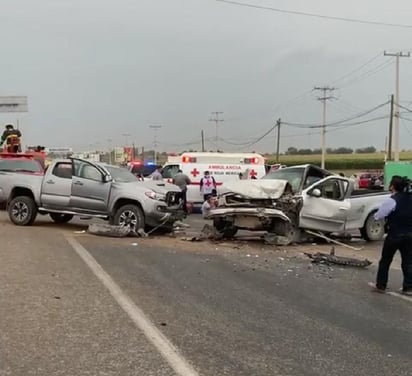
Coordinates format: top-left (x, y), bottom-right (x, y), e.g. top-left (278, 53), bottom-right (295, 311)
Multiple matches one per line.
top-left (372, 175), bottom-right (412, 295)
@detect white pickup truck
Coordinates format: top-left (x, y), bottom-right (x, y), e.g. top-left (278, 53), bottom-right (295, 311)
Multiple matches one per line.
top-left (207, 164), bottom-right (390, 243)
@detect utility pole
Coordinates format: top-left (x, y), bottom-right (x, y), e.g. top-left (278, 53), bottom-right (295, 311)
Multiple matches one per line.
top-left (149, 125), bottom-right (162, 165)
top-left (384, 51), bottom-right (410, 161)
top-left (201, 130), bottom-right (205, 152)
top-left (388, 94), bottom-right (394, 161)
top-left (209, 111), bottom-right (224, 152)
top-left (107, 138), bottom-right (112, 164)
top-left (276, 118), bottom-right (281, 162)
top-left (122, 133), bottom-right (131, 147)
top-left (314, 86), bottom-right (336, 169)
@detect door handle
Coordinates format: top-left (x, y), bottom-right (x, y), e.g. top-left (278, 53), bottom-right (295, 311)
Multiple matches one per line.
top-left (339, 207), bottom-right (348, 211)
top-left (74, 181), bottom-right (84, 186)
top-left (46, 180), bottom-right (55, 184)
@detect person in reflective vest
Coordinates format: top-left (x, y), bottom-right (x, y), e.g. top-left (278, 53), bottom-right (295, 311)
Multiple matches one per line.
top-left (1, 124), bottom-right (22, 152)
top-left (200, 171), bottom-right (217, 201)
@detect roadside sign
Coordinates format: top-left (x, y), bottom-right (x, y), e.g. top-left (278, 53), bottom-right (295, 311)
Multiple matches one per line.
top-left (0, 96), bottom-right (28, 113)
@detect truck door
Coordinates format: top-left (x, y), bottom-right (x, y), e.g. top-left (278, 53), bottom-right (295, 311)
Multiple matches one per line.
top-left (70, 159), bottom-right (111, 213)
top-left (41, 161), bottom-right (73, 209)
top-left (299, 177), bottom-right (350, 233)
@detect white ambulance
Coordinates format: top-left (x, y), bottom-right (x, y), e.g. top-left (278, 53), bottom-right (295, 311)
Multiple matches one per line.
top-left (162, 152), bottom-right (267, 205)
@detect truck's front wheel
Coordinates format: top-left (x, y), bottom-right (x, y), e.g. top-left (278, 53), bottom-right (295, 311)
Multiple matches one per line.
top-left (8, 196), bottom-right (37, 226)
top-left (112, 204), bottom-right (145, 232)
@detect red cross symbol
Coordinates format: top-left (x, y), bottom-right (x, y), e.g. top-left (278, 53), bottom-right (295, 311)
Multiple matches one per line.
top-left (250, 169), bottom-right (258, 178)
top-left (204, 178), bottom-right (212, 187)
top-left (191, 168), bottom-right (199, 177)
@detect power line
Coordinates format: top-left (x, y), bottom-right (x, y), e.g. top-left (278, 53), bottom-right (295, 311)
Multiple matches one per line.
top-left (339, 58), bottom-right (395, 88)
top-left (216, 0), bottom-right (412, 29)
top-left (329, 53), bottom-right (383, 85)
top-left (283, 100), bottom-right (390, 128)
top-left (209, 111), bottom-right (224, 151)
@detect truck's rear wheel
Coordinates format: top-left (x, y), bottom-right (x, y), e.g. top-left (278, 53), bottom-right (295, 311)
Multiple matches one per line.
top-left (49, 213), bottom-right (74, 224)
top-left (112, 204), bottom-right (145, 232)
top-left (360, 212), bottom-right (385, 241)
top-left (8, 196), bottom-right (37, 226)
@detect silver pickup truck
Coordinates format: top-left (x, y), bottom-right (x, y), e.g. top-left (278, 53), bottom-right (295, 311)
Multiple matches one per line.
top-left (208, 164), bottom-right (390, 243)
top-left (0, 158), bottom-right (184, 230)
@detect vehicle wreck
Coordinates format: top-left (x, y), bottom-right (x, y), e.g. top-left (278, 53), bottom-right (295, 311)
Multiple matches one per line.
top-left (206, 164), bottom-right (390, 244)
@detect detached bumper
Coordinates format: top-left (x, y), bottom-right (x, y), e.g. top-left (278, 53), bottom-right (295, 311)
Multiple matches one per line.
top-left (206, 207), bottom-right (290, 222)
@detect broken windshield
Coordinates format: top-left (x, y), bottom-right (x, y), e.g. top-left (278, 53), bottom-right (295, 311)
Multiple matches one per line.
top-left (262, 167), bottom-right (305, 192)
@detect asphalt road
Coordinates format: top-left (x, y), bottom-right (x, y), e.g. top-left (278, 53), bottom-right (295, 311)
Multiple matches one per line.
top-left (0, 212), bottom-right (411, 376)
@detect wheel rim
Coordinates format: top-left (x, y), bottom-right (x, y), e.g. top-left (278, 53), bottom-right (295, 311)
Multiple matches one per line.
top-left (12, 202), bottom-right (29, 222)
top-left (368, 217), bottom-right (383, 236)
top-left (119, 210), bottom-right (138, 229)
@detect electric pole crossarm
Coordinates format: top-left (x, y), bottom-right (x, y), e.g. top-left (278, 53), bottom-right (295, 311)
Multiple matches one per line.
top-left (209, 111), bottom-right (224, 152)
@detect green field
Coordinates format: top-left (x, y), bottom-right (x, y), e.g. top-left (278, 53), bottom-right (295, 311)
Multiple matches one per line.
top-left (264, 152), bottom-right (412, 171)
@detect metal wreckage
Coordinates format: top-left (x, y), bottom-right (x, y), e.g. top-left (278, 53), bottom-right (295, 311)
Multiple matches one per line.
top-left (206, 165), bottom-right (389, 246)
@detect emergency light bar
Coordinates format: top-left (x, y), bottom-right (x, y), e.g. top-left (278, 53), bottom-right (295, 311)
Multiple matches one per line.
top-left (182, 156), bottom-right (197, 163)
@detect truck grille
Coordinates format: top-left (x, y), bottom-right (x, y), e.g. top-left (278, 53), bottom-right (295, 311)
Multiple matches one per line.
top-left (166, 191), bottom-right (183, 206)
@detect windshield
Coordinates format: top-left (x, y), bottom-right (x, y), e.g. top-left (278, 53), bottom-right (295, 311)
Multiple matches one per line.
top-left (105, 166), bottom-right (138, 183)
top-left (262, 167), bottom-right (305, 192)
top-left (0, 159), bottom-right (42, 173)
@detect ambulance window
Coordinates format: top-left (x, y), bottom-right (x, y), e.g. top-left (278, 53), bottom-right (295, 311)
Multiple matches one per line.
top-left (162, 165), bottom-right (179, 179)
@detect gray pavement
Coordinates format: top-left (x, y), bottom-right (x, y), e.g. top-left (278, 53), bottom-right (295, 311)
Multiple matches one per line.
top-left (0, 211), bottom-right (411, 375)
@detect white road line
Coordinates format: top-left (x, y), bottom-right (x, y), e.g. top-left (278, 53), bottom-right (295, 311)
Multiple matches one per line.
top-left (387, 291), bottom-right (412, 303)
top-left (64, 235), bottom-right (199, 376)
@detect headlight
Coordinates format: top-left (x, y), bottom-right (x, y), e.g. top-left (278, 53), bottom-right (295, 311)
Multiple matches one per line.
top-left (145, 191), bottom-right (166, 201)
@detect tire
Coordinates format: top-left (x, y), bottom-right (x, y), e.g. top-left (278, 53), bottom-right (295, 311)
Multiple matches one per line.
top-left (49, 213), bottom-right (74, 224)
top-left (213, 219), bottom-right (238, 239)
top-left (8, 196), bottom-right (38, 226)
top-left (360, 211), bottom-right (385, 241)
top-left (112, 204), bottom-right (145, 231)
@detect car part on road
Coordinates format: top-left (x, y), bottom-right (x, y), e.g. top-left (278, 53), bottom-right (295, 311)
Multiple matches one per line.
top-left (360, 211), bottom-right (385, 241)
top-left (88, 223), bottom-right (138, 238)
top-left (305, 247), bottom-right (372, 268)
top-left (49, 213), bottom-right (74, 224)
top-left (305, 230), bottom-right (363, 251)
top-left (213, 219), bottom-right (238, 239)
top-left (8, 196), bottom-right (37, 226)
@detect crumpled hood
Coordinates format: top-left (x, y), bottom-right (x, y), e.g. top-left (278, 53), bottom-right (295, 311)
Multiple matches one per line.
top-left (220, 179), bottom-right (290, 199)
top-left (137, 180), bottom-right (181, 194)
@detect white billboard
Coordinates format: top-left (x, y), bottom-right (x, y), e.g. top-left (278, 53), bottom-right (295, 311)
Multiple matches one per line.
top-left (0, 96), bottom-right (28, 113)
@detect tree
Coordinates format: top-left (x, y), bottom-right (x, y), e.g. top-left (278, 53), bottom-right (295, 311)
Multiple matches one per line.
top-left (356, 146), bottom-right (376, 154)
top-left (286, 147), bottom-right (298, 155)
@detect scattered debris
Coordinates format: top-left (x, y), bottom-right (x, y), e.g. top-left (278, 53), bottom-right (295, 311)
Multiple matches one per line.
top-left (74, 230), bottom-right (86, 234)
top-left (160, 322), bottom-right (167, 326)
top-left (304, 246), bottom-right (372, 268)
top-left (88, 224), bottom-right (148, 238)
top-left (131, 243), bottom-right (138, 246)
top-left (174, 220), bottom-right (191, 228)
top-left (305, 230), bottom-right (363, 251)
top-left (263, 233), bottom-right (292, 246)
top-left (181, 236), bottom-right (202, 242)
top-left (53, 296), bottom-right (61, 300)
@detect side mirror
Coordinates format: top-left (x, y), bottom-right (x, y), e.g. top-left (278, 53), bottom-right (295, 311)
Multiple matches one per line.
top-left (103, 175), bottom-right (112, 183)
top-left (309, 188), bottom-right (321, 197)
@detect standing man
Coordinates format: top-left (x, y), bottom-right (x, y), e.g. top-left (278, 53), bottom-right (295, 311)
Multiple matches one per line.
top-left (372, 175), bottom-right (412, 295)
top-left (151, 165), bottom-right (163, 181)
top-left (200, 170), bottom-right (217, 201)
top-left (173, 169), bottom-right (191, 213)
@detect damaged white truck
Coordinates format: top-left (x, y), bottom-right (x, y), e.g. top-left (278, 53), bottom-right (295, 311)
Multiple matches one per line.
top-left (207, 164), bottom-right (390, 244)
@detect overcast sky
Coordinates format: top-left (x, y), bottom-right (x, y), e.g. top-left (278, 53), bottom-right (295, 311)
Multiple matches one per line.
top-left (1, 0), bottom-right (412, 153)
